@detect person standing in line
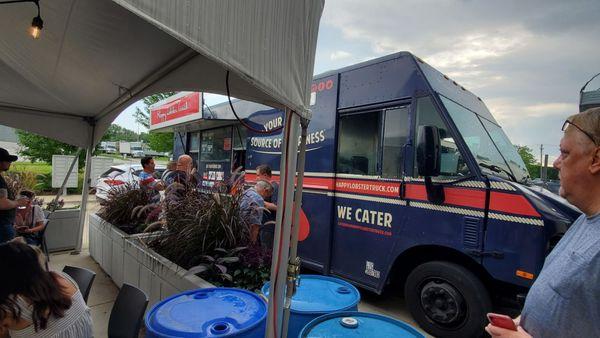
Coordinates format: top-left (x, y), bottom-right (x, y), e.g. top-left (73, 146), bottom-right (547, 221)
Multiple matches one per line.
top-left (240, 180), bottom-right (273, 245)
top-left (139, 157), bottom-right (164, 190)
top-left (486, 107), bottom-right (600, 338)
top-left (256, 164), bottom-right (279, 247)
top-left (165, 154), bottom-right (194, 185)
top-left (0, 148), bottom-right (28, 243)
top-left (161, 160), bottom-right (177, 181)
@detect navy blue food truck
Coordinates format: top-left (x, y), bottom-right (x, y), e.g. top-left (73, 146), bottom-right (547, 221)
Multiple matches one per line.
top-left (171, 52), bottom-right (580, 337)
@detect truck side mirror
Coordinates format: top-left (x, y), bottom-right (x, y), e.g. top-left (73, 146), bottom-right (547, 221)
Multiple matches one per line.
top-left (416, 125), bottom-right (445, 204)
top-left (416, 125), bottom-right (441, 176)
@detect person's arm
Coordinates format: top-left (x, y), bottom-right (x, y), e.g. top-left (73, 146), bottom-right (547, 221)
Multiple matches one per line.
top-left (485, 315), bottom-right (529, 338)
top-left (264, 201), bottom-right (277, 211)
top-left (485, 324), bottom-right (531, 338)
top-left (27, 220), bottom-right (46, 234)
top-left (0, 188), bottom-right (18, 210)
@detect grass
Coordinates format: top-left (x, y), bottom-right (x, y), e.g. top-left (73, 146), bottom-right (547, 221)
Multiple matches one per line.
top-left (10, 162), bottom-right (52, 175)
top-left (8, 161), bottom-right (84, 194)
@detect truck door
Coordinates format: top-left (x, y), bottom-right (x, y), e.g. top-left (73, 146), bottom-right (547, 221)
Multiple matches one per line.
top-left (330, 106), bottom-right (409, 289)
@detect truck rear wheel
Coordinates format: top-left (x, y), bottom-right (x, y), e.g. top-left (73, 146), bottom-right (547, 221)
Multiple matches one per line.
top-left (404, 261), bottom-right (491, 338)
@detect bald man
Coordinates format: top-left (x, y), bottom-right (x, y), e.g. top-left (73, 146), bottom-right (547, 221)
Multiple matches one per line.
top-left (165, 154), bottom-right (194, 185)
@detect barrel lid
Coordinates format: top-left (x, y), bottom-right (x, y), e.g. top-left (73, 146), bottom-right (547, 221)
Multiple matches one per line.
top-left (300, 311), bottom-right (425, 338)
top-left (261, 275), bottom-right (360, 313)
top-left (145, 288), bottom-right (266, 337)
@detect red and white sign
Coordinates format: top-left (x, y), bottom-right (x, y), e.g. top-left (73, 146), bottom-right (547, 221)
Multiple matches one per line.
top-left (149, 92), bottom-right (202, 130)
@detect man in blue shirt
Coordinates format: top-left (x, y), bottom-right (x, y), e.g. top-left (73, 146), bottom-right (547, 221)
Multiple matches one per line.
top-left (487, 107), bottom-right (600, 337)
top-left (240, 180), bottom-right (273, 245)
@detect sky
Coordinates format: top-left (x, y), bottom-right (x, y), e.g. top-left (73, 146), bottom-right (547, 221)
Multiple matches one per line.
top-left (115, 0), bottom-right (600, 163)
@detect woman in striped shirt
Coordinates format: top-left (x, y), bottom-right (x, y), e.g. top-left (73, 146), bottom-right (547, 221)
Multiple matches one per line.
top-left (0, 241), bottom-right (93, 337)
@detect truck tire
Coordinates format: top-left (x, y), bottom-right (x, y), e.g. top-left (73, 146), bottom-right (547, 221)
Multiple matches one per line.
top-left (404, 261), bottom-right (491, 338)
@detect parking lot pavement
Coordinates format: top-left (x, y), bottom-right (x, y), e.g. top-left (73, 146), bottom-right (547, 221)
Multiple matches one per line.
top-left (357, 289), bottom-right (433, 337)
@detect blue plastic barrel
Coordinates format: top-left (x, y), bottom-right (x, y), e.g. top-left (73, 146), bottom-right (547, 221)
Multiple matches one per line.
top-left (261, 275), bottom-right (360, 338)
top-left (145, 288), bottom-right (266, 337)
top-left (299, 311), bottom-right (425, 338)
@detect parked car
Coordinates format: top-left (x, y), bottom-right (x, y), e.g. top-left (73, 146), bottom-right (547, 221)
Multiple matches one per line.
top-left (530, 178), bottom-right (561, 195)
top-left (131, 149), bottom-right (145, 158)
top-left (95, 164), bottom-right (166, 201)
top-left (105, 145), bottom-right (117, 154)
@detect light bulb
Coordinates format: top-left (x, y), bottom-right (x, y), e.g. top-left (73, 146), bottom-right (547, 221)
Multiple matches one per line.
top-left (30, 15), bottom-right (43, 39)
top-left (30, 26), bottom-right (41, 39)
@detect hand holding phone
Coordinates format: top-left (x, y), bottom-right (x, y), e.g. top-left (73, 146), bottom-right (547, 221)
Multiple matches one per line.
top-left (487, 313), bottom-right (517, 331)
top-left (16, 226), bottom-right (29, 233)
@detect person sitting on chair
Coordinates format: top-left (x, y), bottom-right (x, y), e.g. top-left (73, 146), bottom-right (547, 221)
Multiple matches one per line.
top-left (0, 241), bottom-right (93, 337)
top-left (13, 190), bottom-right (46, 246)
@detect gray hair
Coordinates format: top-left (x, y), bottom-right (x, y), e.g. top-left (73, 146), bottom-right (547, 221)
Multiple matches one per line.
top-left (568, 107), bottom-right (600, 147)
top-left (255, 179), bottom-right (273, 194)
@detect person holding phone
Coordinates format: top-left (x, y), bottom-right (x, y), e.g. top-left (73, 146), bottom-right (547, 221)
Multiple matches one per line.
top-left (486, 108), bottom-right (600, 337)
top-left (13, 190), bottom-right (46, 246)
top-left (0, 148), bottom-right (29, 244)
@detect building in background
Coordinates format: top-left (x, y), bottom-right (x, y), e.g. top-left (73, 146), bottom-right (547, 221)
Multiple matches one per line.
top-left (0, 125), bottom-right (20, 159)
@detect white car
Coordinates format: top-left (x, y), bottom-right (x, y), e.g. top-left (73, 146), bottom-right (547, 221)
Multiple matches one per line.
top-left (131, 149), bottom-right (145, 158)
top-left (95, 164), bottom-right (166, 202)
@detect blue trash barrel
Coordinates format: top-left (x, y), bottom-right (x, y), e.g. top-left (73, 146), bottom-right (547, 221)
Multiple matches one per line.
top-left (145, 288), bottom-right (266, 338)
top-left (299, 311), bottom-right (425, 338)
top-left (261, 275), bottom-right (360, 338)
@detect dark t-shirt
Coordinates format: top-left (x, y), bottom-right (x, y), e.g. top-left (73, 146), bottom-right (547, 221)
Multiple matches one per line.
top-left (262, 181), bottom-right (279, 224)
top-left (0, 175), bottom-right (16, 225)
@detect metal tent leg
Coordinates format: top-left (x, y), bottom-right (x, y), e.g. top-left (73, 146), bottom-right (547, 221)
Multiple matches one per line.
top-left (73, 124), bottom-right (95, 254)
top-left (266, 109), bottom-right (301, 338)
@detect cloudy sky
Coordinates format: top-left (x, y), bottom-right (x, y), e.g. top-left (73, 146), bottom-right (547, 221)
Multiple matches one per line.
top-left (116, 0), bottom-right (600, 162)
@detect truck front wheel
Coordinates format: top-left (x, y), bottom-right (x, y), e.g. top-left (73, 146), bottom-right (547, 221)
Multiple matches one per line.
top-left (404, 261), bottom-right (491, 338)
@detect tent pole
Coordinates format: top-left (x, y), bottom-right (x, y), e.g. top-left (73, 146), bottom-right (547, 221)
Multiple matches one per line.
top-left (266, 109), bottom-right (301, 338)
top-left (73, 124), bottom-right (95, 254)
top-left (281, 118), bottom-right (309, 336)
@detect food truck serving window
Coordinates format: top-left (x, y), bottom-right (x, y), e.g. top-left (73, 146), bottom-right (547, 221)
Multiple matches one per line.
top-left (201, 127), bottom-right (232, 161)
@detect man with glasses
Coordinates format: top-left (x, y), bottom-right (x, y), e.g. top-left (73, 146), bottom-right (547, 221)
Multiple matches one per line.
top-left (487, 107), bottom-right (600, 337)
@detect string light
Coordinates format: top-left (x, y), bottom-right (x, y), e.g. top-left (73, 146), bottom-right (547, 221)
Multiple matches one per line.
top-left (0, 0), bottom-right (43, 39)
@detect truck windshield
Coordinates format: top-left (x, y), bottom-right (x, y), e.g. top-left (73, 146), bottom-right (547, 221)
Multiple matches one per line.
top-left (440, 95), bottom-right (529, 183)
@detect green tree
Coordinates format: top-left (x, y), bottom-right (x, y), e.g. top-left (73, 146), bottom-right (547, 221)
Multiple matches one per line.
top-left (134, 92), bottom-right (176, 153)
top-left (101, 124), bottom-right (139, 142)
top-left (16, 130), bottom-right (87, 168)
top-left (516, 145), bottom-right (539, 178)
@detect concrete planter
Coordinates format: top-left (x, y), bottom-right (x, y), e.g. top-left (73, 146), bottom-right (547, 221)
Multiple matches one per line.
top-left (45, 209), bottom-right (81, 252)
top-left (124, 235), bottom-right (213, 308)
top-left (88, 214), bottom-right (143, 287)
top-left (89, 214), bottom-right (213, 308)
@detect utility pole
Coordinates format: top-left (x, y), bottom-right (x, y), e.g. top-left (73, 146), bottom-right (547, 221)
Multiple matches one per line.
top-left (539, 144), bottom-right (544, 179)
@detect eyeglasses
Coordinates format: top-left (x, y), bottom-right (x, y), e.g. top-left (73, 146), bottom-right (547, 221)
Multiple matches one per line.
top-left (562, 120), bottom-right (598, 146)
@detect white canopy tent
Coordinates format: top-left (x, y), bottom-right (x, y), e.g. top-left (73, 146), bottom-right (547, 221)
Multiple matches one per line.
top-left (0, 0), bottom-right (323, 336)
